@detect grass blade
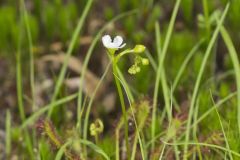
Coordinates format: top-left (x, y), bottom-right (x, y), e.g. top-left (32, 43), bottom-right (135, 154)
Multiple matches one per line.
top-left (220, 26), bottom-right (240, 133)
top-left (83, 63), bottom-right (111, 144)
top-left (55, 141), bottom-right (72, 160)
top-left (21, 0), bottom-right (36, 109)
top-left (5, 110), bottom-right (11, 157)
top-left (48, 0), bottom-right (93, 116)
top-left (80, 139), bottom-right (110, 160)
top-left (151, 0), bottom-right (181, 151)
top-left (16, 20), bottom-right (25, 122)
top-left (172, 39), bottom-right (205, 92)
top-left (210, 91), bottom-right (233, 160)
top-left (21, 93), bottom-right (77, 129)
top-left (145, 50), bottom-right (157, 72)
top-left (192, 92), bottom-right (236, 127)
top-left (183, 4), bottom-right (229, 159)
top-left (163, 141), bottom-right (240, 158)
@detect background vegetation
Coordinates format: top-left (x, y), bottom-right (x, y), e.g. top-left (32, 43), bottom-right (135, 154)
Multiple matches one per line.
top-left (1, 0), bottom-right (240, 159)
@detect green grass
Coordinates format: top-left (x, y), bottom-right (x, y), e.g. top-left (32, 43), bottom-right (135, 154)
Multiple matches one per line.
top-left (5, 110), bottom-right (11, 158)
top-left (21, 0), bottom-right (36, 110)
top-left (220, 25), bottom-right (240, 134)
top-left (16, 4), bottom-right (35, 159)
top-left (48, 0), bottom-right (94, 117)
top-left (183, 3), bottom-right (229, 159)
top-left (210, 90), bottom-right (233, 160)
top-left (3, 0), bottom-right (240, 159)
top-left (151, 0), bottom-right (181, 152)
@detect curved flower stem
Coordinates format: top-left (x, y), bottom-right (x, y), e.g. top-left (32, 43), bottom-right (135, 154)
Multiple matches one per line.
top-left (112, 58), bottom-right (130, 159)
top-left (115, 49), bottom-right (133, 62)
top-left (95, 134), bottom-right (99, 145)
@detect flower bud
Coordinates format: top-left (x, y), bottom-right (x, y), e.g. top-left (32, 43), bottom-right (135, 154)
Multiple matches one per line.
top-left (135, 66), bottom-right (140, 72)
top-left (128, 65), bottom-right (141, 74)
top-left (133, 45), bottom-right (146, 53)
top-left (142, 58), bottom-right (149, 65)
top-left (128, 67), bottom-right (137, 74)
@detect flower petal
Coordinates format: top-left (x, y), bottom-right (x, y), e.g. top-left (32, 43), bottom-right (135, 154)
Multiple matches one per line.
top-left (119, 43), bottom-right (126, 48)
top-left (102, 35), bottom-right (112, 48)
top-left (107, 43), bottom-right (118, 49)
top-left (113, 36), bottom-right (123, 47)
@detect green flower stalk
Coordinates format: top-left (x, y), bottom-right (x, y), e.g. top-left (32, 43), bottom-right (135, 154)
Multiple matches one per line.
top-left (102, 34), bottom-right (148, 159)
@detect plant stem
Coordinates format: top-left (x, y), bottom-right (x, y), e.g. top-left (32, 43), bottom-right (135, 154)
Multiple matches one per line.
top-left (94, 134), bottom-right (99, 146)
top-left (202, 0), bottom-right (210, 39)
top-left (112, 59), bottom-right (130, 159)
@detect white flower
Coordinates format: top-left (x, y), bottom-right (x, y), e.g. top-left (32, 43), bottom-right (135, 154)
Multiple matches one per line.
top-left (102, 35), bottom-right (126, 49)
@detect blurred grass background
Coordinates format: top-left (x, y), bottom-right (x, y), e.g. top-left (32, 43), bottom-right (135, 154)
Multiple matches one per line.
top-left (0, 0), bottom-right (239, 53)
top-left (1, 0), bottom-right (240, 159)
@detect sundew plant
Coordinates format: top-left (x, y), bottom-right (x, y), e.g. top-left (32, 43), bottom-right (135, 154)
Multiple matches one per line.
top-left (1, 0), bottom-right (240, 160)
top-left (102, 34), bottom-right (148, 159)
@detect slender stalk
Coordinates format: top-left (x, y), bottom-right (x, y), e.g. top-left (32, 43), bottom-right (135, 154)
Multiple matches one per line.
top-left (16, 49), bottom-right (25, 122)
top-left (82, 63), bottom-right (111, 156)
top-left (16, 15), bottom-right (25, 121)
top-left (116, 123), bottom-right (122, 160)
top-left (6, 110), bottom-right (11, 158)
top-left (193, 99), bottom-right (203, 160)
top-left (17, 7), bottom-right (34, 159)
top-left (202, 0), bottom-right (210, 39)
top-left (112, 59), bottom-right (130, 159)
top-left (21, 0), bottom-right (36, 110)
